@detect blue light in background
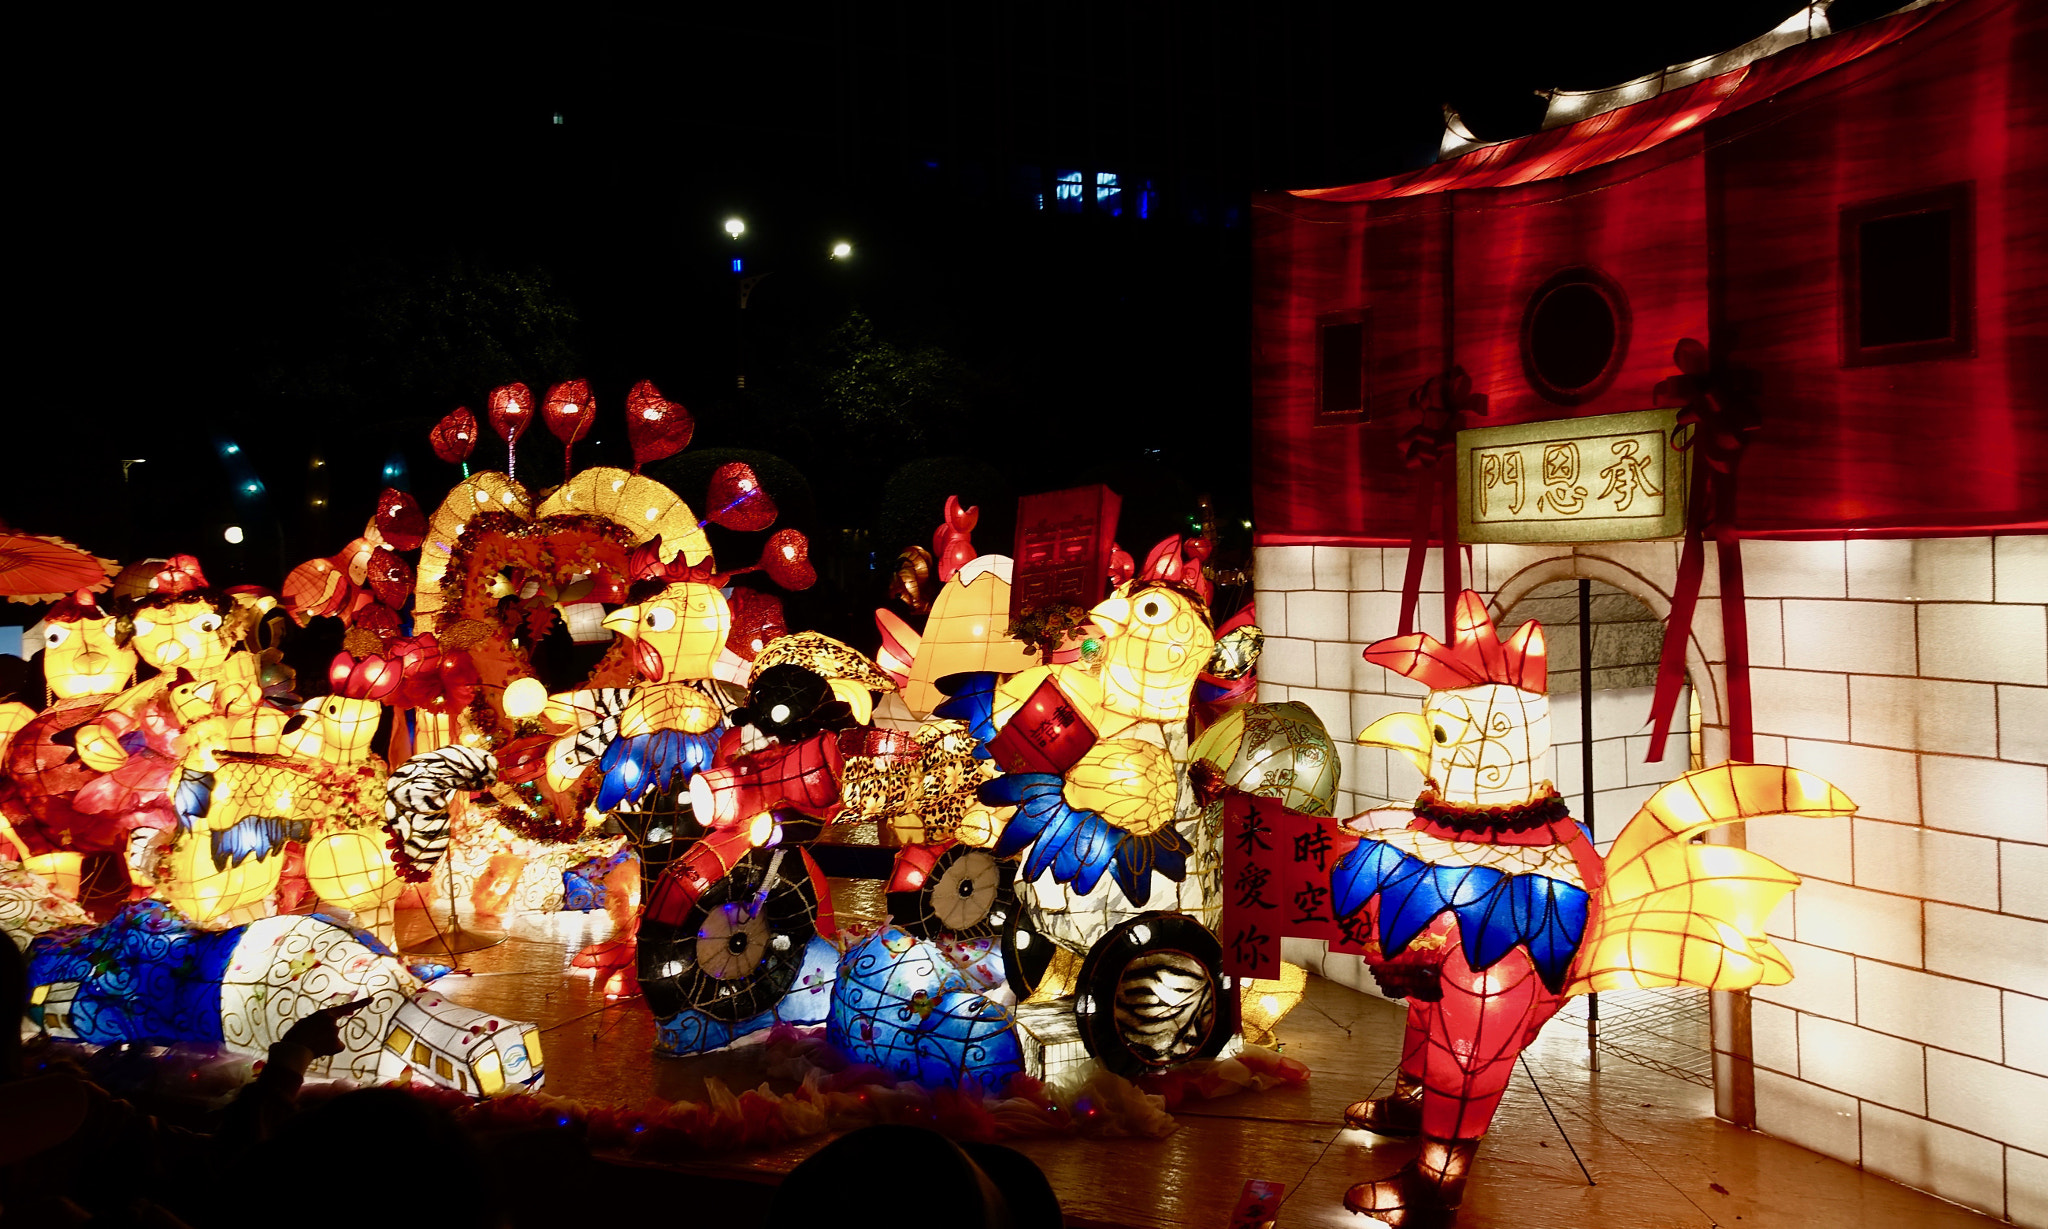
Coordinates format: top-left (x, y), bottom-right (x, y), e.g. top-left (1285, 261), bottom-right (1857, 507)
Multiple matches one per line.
top-left (731, 257), bottom-right (744, 274)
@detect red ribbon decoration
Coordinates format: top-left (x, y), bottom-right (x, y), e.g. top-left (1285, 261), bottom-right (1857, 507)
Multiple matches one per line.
top-left (1646, 338), bottom-right (1762, 764)
top-left (1394, 368), bottom-right (1487, 637)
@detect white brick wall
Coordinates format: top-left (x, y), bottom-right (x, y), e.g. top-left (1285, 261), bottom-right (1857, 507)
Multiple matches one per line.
top-left (1253, 534), bottom-right (2048, 1223)
top-left (1737, 536), bottom-right (2048, 1224)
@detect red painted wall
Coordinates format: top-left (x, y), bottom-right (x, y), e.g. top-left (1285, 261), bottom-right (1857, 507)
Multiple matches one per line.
top-left (1251, 0), bottom-right (2046, 543)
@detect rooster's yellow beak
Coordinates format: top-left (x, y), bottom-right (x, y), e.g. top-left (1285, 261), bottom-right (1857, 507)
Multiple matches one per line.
top-left (1359, 712), bottom-right (1433, 778)
top-left (602, 605), bottom-right (641, 636)
top-left (1089, 595), bottom-right (1132, 640)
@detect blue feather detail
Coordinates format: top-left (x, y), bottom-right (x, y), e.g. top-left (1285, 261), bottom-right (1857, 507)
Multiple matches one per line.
top-left (173, 771), bottom-right (213, 834)
top-left (1329, 839), bottom-right (1590, 993)
top-left (210, 816), bottom-right (307, 871)
top-left (596, 727), bottom-right (722, 811)
top-left (934, 673), bottom-right (999, 759)
top-left (978, 772), bottom-right (1188, 901)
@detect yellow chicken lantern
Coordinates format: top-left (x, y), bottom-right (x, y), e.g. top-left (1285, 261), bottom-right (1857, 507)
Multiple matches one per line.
top-left (875, 499), bottom-right (1038, 717)
top-left (158, 686), bottom-right (395, 935)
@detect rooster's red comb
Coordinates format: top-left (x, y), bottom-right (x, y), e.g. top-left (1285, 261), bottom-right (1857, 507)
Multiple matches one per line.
top-left (1364, 590), bottom-right (1547, 695)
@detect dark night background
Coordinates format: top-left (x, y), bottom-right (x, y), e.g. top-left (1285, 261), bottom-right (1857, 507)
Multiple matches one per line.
top-left (10, 0), bottom-right (1883, 647)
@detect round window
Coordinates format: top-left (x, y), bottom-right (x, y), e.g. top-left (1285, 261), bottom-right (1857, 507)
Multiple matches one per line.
top-left (1520, 269), bottom-right (1629, 405)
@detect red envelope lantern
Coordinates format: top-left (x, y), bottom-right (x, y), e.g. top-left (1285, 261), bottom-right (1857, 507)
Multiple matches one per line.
top-left (625, 380), bottom-right (694, 472)
top-left (985, 675), bottom-right (1098, 776)
top-left (544, 378), bottom-right (597, 476)
top-left (705, 462), bottom-right (777, 531)
top-left (488, 383), bottom-right (535, 479)
top-left (430, 407), bottom-right (479, 466)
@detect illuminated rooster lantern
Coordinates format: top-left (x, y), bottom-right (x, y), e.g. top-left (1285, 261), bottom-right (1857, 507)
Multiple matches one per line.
top-left (1328, 591), bottom-right (1855, 1224)
top-left (875, 498), bottom-right (1038, 718)
top-left (594, 560), bottom-right (732, 812)
top-left (912, 533), bottom-right (1254, 1056)
top-left (155, 672), bottom-right (395, 935)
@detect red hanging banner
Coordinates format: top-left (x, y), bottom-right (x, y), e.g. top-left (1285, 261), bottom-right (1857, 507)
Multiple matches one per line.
top-left (1219, 794), bottom-right (1363, 980)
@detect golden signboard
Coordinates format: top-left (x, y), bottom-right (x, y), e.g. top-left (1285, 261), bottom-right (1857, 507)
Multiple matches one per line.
top-left (1456, 408), bottom-right (1688, 543)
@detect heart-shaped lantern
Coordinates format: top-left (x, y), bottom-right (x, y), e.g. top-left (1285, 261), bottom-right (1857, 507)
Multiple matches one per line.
top-left (375, 488), bottom-right (427, 552)
top-left (726, 587), bottom-right (788, 660)
top-left (366, 547), bottom-right (415, 609)
top-left (431, 407), bottom-right (479, 466)
top-left (488, 383), bottom-right (535, 479)
top-left (761, 528), bottom-right (815, 590)
top-left (705, 462), bottom-right (778, 532)
top-left (625, 380), bottom-right (694, 473)
top-left (544, 378), bottom-right (597, 476)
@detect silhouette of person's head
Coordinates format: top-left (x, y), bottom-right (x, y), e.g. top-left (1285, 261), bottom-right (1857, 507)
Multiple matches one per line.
top-left (232, 1088), bottom-right (497, 1229)
top-left (769, 1124), bottom-right (1060, 1229)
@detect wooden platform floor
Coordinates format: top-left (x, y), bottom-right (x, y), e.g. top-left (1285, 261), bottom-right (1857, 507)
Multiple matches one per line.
top-left (415, 890), bottom-right (1995, 1229)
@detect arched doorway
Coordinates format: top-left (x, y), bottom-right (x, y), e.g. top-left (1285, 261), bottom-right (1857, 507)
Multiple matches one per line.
top-left (1498, 578), bottom-right (1711, 1089)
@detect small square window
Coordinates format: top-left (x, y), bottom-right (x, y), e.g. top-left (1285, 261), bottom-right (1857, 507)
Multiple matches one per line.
top-left (1316, 311), bottom-right (1371, 423)
top-left (1096, 172), bottom-right (1122, 217)
top-left (1054, 170), bottom-right (1084, 214)
top-left (1841, 183), bottom-right (1973, 366)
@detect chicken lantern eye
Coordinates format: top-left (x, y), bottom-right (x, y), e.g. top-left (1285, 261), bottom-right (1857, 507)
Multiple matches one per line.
top-left (195, 613), bottom-right (223, 633)
top-left (1135, 595), bottom-right (1173, 625)
top-left (644, 606), bottom-right (678, 632)
top-left (1433, 725), bottom-right (1448, 744)
top-left (45, 626), bottom-right (70, 648)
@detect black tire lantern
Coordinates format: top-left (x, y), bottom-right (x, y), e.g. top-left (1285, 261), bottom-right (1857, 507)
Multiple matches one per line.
top-left (1075, 912), bottom-right (1239, 1078)
top-left (637, 847), bottom-right (822, 1023)
top-left (888, 845), bottom-right (1017, 942)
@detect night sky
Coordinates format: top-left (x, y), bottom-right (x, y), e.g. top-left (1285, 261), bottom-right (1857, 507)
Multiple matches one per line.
top-left (12, 0), bottom-right (1866, 633)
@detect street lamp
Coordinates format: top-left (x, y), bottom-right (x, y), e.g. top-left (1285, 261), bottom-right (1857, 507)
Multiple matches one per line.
top-left (830, 241), bottom-right (852, 259)
top-left (725, 217), bottom-right (746, 238)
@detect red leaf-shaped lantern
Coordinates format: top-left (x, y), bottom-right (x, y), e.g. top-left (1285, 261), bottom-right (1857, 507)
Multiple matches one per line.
top-left (725, 588), bottom-right (788, 661)
top-left (366, 547), bottom-right (415, 609)
top-left (705, 462), bottom-right (777, 532)
top-left (544, 378), bottom-right (597, 476)
top-left (760, 529), bottom-right (815, 590)
top-left (625, 380), bottom-right (694, 473)
top-left (375, 489), bottom-right (427, 552)
top-left (488, 383), bottom-right (535, 479)
top-left (282, 557), bottom-right (352, 624)
top-left (430, 407), bottom-right (479, 465)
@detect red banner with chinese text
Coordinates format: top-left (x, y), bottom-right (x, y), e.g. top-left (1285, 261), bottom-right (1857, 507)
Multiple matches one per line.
top-left (1219, 793), bottom-right (1365, 980)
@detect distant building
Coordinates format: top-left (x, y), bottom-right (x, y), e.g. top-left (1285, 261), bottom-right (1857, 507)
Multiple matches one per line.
top-left (1250, 0), bottom-right (2044, 1219)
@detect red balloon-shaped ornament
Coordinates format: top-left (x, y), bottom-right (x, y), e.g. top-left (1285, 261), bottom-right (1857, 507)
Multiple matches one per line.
top-left (625, 380), bottom-right (694, 473)
top-left (431, 407), bottom-right (479, 465)
top-left (543, 378), bottom-right (596, 476)
top-left (760, 529), bottom-right (815, 591)
top-left (705, 462), bottom-right (778, 532)
top-left (375, 488), bottom-right (427, 552)
top-left (489, 383), bottom-right (535, 479)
